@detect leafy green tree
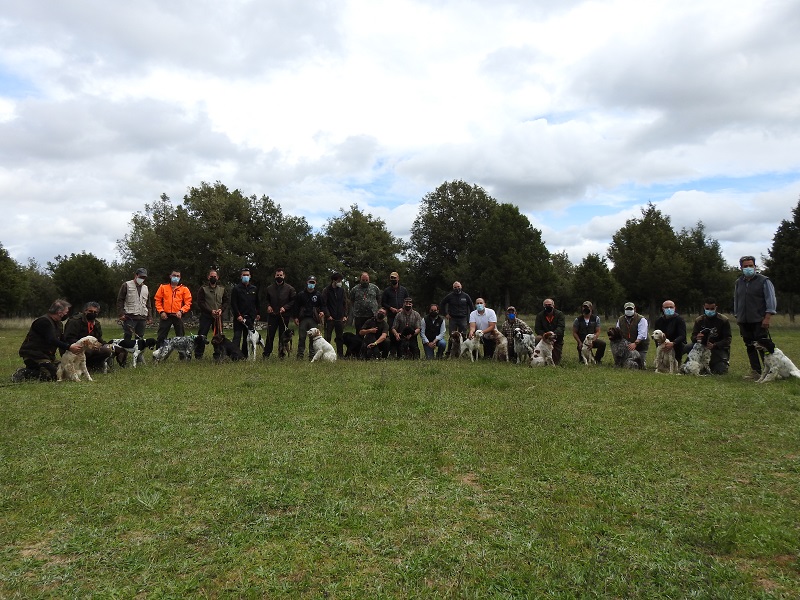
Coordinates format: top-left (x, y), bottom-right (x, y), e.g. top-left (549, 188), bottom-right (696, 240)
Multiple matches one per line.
top-left (48, 252), bottom-right (116, 313)
top-left (321, 205), bottom-right (407, 286)
top-left (549, 250), bottom-right (577, 311)
top-left (0, 243), bottom-right (27, 317)
top-left (607, 203), bottom-right (688, 318)
top-left (676, 222), bottom-right (731, 314)
top-left (573, 253), bottom-right (622, 318)
top-left (764, 197), bottom-right (800, 320)
top-left (20, 260), bottom-right (59, 317)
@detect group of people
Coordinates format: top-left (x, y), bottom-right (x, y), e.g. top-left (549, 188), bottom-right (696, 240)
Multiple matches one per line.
top-left (13, 256), bottom-right (778, 380)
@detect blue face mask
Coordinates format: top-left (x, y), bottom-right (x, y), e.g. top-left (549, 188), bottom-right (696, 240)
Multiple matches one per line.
top-left (171, 276), bottom-right (180, 284)
top-left (307, 283), bottom-right (315, 290)
top-left (507, 313), bottom-right (515, 320)
top-left (704, 309), bottom-right (716, 317)
top-left (241, 275), bottom-right (250, 284)
top-left (663, 308), bottom-right (675, 316)
top-left (476, 304), bottom-right (484, 312)
top-left (742, 267), bottom-right (756, 277)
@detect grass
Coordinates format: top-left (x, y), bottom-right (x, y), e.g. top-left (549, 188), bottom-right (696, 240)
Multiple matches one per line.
top-left (1, 316), bottom-right (799, 598)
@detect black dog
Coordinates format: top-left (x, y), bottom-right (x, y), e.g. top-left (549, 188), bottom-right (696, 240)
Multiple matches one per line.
top-left (398, 326), bottom-right (420, 359)
top-left (279, 328), bottom-right (294, 358)
top-left (108, 337), bottom-right (157, 368)
top-left (341, 332), bottom-right (364, 359)
top-left (211, 334), bottom-right (245, 361)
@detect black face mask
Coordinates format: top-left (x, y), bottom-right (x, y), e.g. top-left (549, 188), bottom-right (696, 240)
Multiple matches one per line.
top-left (403, 305), bottom-right (412, 311)
top-left (544, 306), bottom-right (553, 314)
top-left (61, 313), bottom-right (70, 321)
top-left (275, 277), bottom-right (284, 284)
top-left (376, 313), bottom-right (385, 321)
top-left (86, 313), bottom-right (97, 322)
top-left (209, 277), bottom-right (218, 285)
top-left (430, 311), bottom-right (438, 318)
top-left (582, 308), bottom-right (591, 315)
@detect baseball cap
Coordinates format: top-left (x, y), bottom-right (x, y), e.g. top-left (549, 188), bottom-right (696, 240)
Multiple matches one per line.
top-left (135, 268), bottom-right (148, 277)
top-left (582, 301), bottom-right (592, 309)
top-left (390, 271), bottom-right (399, 279)
top-left (624, 302), bottom-right (635, 309)
top-left (307, 275), bottom-right (316, 282)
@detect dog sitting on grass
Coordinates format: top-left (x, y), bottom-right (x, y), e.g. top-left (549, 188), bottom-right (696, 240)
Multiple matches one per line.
top-left (651, 329), bottom-right (679, 374)
top-left (753, 338), bottom-right (800, 383)
top-left (608, 327), bottom-right (644, 369)
top-left (211, 334), bottom-right (245, 361)
top-left (57, 336), bottom-right (102, 382)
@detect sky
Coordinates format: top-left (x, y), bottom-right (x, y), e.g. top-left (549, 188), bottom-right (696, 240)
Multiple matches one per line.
top-left (1, 0), bottom-right (799, 272)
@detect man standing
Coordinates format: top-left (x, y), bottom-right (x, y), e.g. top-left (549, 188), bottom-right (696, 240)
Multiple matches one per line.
top-left (322, 272), bottom-right (347, 357)
top-left (421, 303), bottom-right (447, 359)
top-left (154, 269), bottom-right (192, 348)
top-left (294, 275), bottom-right (325, 360)
top-left (230, 267), bottom-right (259, 358)
top-left (391, 297), bottom-right (422, 358)
top-left (382, 271), bottom-right (410, 356)
top-left (468, 298), bottom-right (497, 358)
top-left (500, 305), bottom-right (533, 364)
top-left (734, 255), bottom-right (777, 379)
top-left (196, 269), bottom-right (230, 360)
top-left (440, 281), bottom-right (474, 356)
top-left (350, 272), bottom-right (381, 334)
top-left (572, 301), bottom-right (605, 364)
top-left (15, 299), bottom-right (82, 381)
top-left (691, 297), bottom-right (732, 375)
top-left (534, 299), bottom-right (566, 365)
top-left (116, 267), bottom-right (151, 341)
top-left (262, 267), bottom-right (296, 359)
top-left (652, 299), bottom-right (687, 363)
top-left (616, 302), bottom-right (649, 367)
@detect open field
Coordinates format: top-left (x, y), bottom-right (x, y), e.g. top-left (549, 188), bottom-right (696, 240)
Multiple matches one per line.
top-left (1, 319), bottom-right (799, 598)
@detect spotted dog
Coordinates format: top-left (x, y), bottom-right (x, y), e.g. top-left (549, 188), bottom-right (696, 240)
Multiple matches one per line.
top-left (244, 317), bottom-right (266, 361)
top-left (580, 333), bottom-right (597, 365)
top-left (753, 338), bottom-right (800, 383)
top-left (608, 327), bottom-right (644, 369)
top-left (651, 329), bottom-right (679, 374)
top-left (108, 337), bottom-right (157, 368)
top-left (57, 336), bottom-right (103, 382)
top-left (151, 335), bottom-right (200, 364)
top-left (530, 331), bottom-right (556, 367)
top-left (460, 330), bottom-right (483, 362)
top-left (513, 328), bottom-right (535, 364)
top-left (680, 328), bottom-right (715, 376)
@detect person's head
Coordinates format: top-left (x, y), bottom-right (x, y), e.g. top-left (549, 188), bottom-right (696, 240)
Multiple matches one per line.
top-left (83, 301), bottom-right (101, 321)
top-left (360, 272), bottom-right (370, 285)
top-left (241, 267), bottom-right (251, 284)
top-left (475, 298), bottom-right (486, 312)
top-left (207, 269), bottom-right (218, 285)
top-left (48, 298), bottom-right (72, 321)
top-left (403, 297), bottom-right (413, 311)
top-left (390, 271), bottom-right (399, 286)
top-left (506, 306), bottom-right (516, 320)
top-left (274, 268), bottom-right (285, 284)
top-left (543, 299), bottom-right (555, 314)
top-left (661, 300), bottom-right (676, 317)
top-left (703, 297), bottom-right (718, 318)
top-left (581, 301), bottom-right (593, 315)
top-left (307, 275), bottom-right (316, 290)
top-left (624, 302), bottom-right (635, 317)
top-left (739, 255), bottom-right (757, 278)
top-left (429, 304), bottom-right (439, 316)
top-left (134, 268), bottom-right (148, 284)
top-left (170, 270), bottom-right (181, 285)
top-left (453, 281), bottom-right (462, 293)
top-left (331, 272), bottom-right (343, 287)
top-left (376, 308), bottom-right (386, 320)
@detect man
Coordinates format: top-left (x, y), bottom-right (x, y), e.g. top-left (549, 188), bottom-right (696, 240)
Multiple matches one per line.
top-left (294, 275), bottom-right (325, 360)
top-left (534, 299), bottom-right (566, 365)
top-left (196, 269), bottom-right (230, 359)
top-left (322, 272), bottom-right (347, 357)
top-left (500, 305), bottom-right (533, 364)
top-left (652, 299), bottom-right (688, 363)
top-left (572, 300), bottom-right (606, 365)
top-left (468, 298), bottom-right (497, 358)
top-left (440, 281), bottom-right (474, 355)
top-left (616, 301), bottom-right (649, 367)
top-left (262, 267), bottom-right (296, 359)
top-left (359, 308), bottom-right (390, 359)
top-left (382, 271), bottom-right (410, 355)
top-left (350, 272), bottom-right (381, 333)
top-left (391, 297), bottom-right (422, 359)
top-left (154, 269), bottom-right (193, 348)
top-left (116, 267), bottom-right (151, 341)
top-left (421, 303), bottom-right (447, 359)
top-left (230, 267), bottom-right (260, 358)
top-left (690, 297), bottom-right (732, 375)
top-left (15, 299), bottom-right (82, 381)
top-left (734, 255), bottom-right (777, 379)
top-left (63, 301), bottom-right (115, 371)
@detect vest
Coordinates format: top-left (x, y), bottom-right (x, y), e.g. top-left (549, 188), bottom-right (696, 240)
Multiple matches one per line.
top-left (424, 315), bottom-right (444, 341)
top-left (734, 274), bottom-right (770, 323)
top-left (574, 315), bottom-right (599, 340)
top-left (123, 280), bottom-right (149, 317)
top-left (201, 285), bottom-right (225, 312)
top-left (619, 314), bottom-right (650, 351)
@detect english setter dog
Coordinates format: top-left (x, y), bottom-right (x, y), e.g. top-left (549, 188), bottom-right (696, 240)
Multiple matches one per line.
top-left (307, 327), bottom-right (337, 362)
top-left (513, 328), bottom-right (535, 364)
top-left (753, 338), bottom-right (800, 383)
top-left (651, 329), bottom-right (679, 374)
top-left (151, 335), bottom-right (199, 364)
top-left (108, 337), bottom-right (157, 368)
top-left (607, 327), bottom-right (644, 369)
top-left (580, 333), bottom-right (597, 365)
top-left (680, 328), bottom-right (715, 376)
top-left (530, 331), bottom-right (556, 367)
top-left (460, 330), bottom-right (484, 361)
top-left (57, 336), bottom-right (103, 382)
top-left (484, 330), bottom-right (509, 362)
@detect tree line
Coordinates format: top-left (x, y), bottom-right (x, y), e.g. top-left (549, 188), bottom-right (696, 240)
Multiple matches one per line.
top-left (2, 180), bottom-right (798, 320)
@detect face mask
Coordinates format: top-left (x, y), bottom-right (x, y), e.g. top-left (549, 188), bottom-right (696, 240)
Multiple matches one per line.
top-left (742, 267), bottom-right (756, 277)
top-left (582, 308), bottom-right (591, 315)
top-left (390, 279), bottom-right (398, 286)
top-left (275, 277), bottom-right (284, 284)
top-left (61, 313), bottom-right (70, 321)
top-left (454, 288), bottom-right (462, 294)
top-left (241, 276), bottom-right (250, 284)
top-left (624, 309), bottom-right (634, 317)
top-left (544, 306), bottom-right (553, 314)
top-left (86, 313), bottom-right (97, 322)
top-left (360, 281), bottom-right (368, 287)
top-left (476, 303), bottom-right (484, 312)
top-left (208, 277), bottom-right (218, 285)
top-left (663, 308), bottom-right (675, 316)
top-left (403, 305), bottom-right (412, 311)
top-left (430, 311), bottom-right (438, 318)
top-left (335, 281), bottom-right (343, 288)
top-left (171, 276), bottom-right (180, 284)
top-left (307, 283), bottom-right (315, 290)
top-left (705, 309), bottom-right (717, 317)
top-left (135, 277), bottom-right (145, 285)
top-left (507, 313), bottom-right (516, 319)
top-left (376, 313), bottom-right (385, 321)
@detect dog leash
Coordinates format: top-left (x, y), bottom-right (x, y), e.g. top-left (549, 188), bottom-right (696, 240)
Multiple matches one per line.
top-left (214, 314), bottom-right (223, 337)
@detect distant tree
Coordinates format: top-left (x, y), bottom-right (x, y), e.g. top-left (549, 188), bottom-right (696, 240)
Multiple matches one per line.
top-left (48, 252), bottom-right (116, 312)
top-left (676, 222), bottom-right (730, 315)
top-left (20, 259), bottom-right (59, 317)
top-left (0, 243), bottom-right (27, 317)
top-left (607, 203), bottom-right (688, 319)
top-left (549, 250), bottom-right (576, 312)
top-left (573, 253), bottom-right (622, 318)
top-left (764, 197), bottom-right (800, 320)
top-left (321, 205), bottom-right (407, 286)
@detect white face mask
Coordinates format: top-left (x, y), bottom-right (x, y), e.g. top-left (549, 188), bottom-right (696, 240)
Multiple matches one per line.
top-left (135, 277), bottom-right (145, 285)
top-left (336, 281), bottom-right (343, 288)
top-left (624, 309), bottom-right (634, 317)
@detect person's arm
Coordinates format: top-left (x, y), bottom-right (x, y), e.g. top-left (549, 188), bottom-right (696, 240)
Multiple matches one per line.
top-left (220, 287), bottom-right (230, 315)
top-left (764, 279), bottom-right (777, 326)
top-left (572, 319), bottom-right (582, 345)
top-left (420, 320), bottom-right (430, 345)
top-left (594, 316), bottom-right (602, 336)
top-left (637, 318), bottom-right (648, 342)
top-left (180, 287), bottom-right (192, 314)
top-left (468, 314), bottom-right (477, 338)
top-left (154, 286), bottom-right (165, 315)
top-left (555, 313), bottom-right (566, 338)
top-left (436, 318), bottom-right (446, 342)
top-left (116, 283), bottom-right (127, 317)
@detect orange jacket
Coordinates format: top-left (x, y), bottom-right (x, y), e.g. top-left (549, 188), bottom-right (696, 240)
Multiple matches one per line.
top-left (154, 283), bottom-right (192, 315)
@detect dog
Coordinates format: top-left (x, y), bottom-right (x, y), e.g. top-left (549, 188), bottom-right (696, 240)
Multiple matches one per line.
top-left (607, 327), bottom-right (644, 369)
top-left (513, 328), bottom-right (535, 364)
top-left (484, 330), bottom-right (509, 362)
top-left (57, 336), bottom-right (103, 382)
top-left (307, 327), bottom-right (337, 362)
top-left (397, 326), bottom-right (421, 359)
top-left (580, 333), bottom-right (597, 365)
top-left (448, 331), bottom-right (463, 360)
top-left (151, 335), bottom-right (198, 364)
top-left (279, 328), bottom-right (294, 358)
top-left (753, 338), bottom-right (800, 383)
top-left (460, 330), bottom-right (483, 361)
top-left (530, 331), bottom-right (556, 367)
top-left (680, 328), bottom-right (715, 376)
top-left (341, 332), bottom-right (363, 359)
top-left (108, 337), bottom-right (157, 368)
top-left (211, 334), bottom-right (245, 361)
top-left (651, 329), bottom-right (679, 374)
top-left (244, 318), bottom-right (265, 360)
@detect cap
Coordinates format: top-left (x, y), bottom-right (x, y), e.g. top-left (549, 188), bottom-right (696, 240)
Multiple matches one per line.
top-left (390, 271), bottom-right (399, 278)
top-left (135, 268), bottom-right (148, 277)
top-left (624, 302), bottom-right (635, 309)
top-left (307, 275), bottom-right (316, 282)
top-left (506, 306), bottom-right (516, 312)
top-left (404, 297), bottom-right (413, 303)
top-left (582, 301), bottom-right (593, 309)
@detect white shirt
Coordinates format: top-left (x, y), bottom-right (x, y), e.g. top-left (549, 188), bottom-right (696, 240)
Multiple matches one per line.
top-left (469, 308), bottom-right (497, 331)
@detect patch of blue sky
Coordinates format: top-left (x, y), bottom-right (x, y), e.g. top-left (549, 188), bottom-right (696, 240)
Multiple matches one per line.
top-left (611, 172), bottom-right (800, 201)
top-left (0, 67), bottom-right (36, 98)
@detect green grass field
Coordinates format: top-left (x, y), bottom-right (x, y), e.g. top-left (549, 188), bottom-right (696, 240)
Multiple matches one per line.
top-left (1, 317), bottom-right (799, 598)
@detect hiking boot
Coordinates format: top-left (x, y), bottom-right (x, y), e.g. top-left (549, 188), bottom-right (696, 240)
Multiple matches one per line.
top-left (743, 370), bottom-right (761, 380)
top-left (11, 368), bottom-right (30, 383)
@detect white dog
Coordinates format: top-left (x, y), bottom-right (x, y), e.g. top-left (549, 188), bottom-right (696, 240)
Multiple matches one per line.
top-left (753, 338), bottom-right (800, 383)
top-left (460, 330), bottom-right (483, 361)
top-left (513, 328), bottom-right (535, 364)
top-left (530, 332), bottom-right (556, 367)
top-left (57, 336), bottom-right (102, 382)
top-left (680, 327), bottom-right (715, 376)
top-left (651, 329), bottom-right (679, 374)
top-left (580, 333), bottom-right (597, 365)
top-left (307, 328), bottom-right (337, 362)
top-left (245, 318), bottom-right (265, 360)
